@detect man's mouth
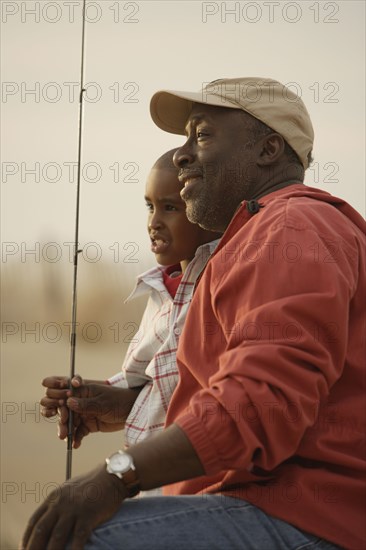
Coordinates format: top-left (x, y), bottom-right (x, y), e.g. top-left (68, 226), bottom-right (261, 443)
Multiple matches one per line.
top-left (179, 170), bottom-right (203, 197)
top-left (178, 170), bottom-right (203, 186)
top-left (184, 177), bottom-right (201, 188)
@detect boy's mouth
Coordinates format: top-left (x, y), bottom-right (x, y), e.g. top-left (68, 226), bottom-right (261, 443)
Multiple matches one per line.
top-left (150, 236), bottom-right (169, 254)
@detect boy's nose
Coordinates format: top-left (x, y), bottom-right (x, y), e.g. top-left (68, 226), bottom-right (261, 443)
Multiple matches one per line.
top-left (148, 214), bottom-right (163, 230)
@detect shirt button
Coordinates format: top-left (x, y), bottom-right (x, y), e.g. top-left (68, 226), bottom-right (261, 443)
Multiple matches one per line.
top-left (174, 327), bottom-right (181, 336)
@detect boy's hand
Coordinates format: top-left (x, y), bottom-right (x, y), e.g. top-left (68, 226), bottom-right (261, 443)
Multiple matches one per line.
top-left (40, 375), bottom-right (106, 447)
top-left (65, 379), bottom-right (138, 448)
top-left (40, 375), bottom-right (75, 418)
top-left (40, 375), bottom-right (142, 448)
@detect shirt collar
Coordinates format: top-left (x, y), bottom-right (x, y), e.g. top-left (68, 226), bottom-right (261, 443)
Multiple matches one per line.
top-left (124, 265), bottom-right (168, 303)
top-left (124, 239), bottom-right (221, 303)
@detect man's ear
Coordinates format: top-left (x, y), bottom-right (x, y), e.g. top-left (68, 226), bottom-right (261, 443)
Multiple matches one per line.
top-left (257, 133), bottom-right (285, 166)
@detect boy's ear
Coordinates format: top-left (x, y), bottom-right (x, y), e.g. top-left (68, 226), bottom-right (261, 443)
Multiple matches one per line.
top-left (257, 133), bottom-right (285, 166)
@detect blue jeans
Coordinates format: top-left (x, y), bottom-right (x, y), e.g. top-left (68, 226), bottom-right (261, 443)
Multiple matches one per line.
top-left (83, 495), bottom-right (342, 550)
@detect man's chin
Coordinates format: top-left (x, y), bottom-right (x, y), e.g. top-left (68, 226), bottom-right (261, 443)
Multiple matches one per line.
top-left (186, 203), bottom-right (221, 232)
top-left (185, 202), bottom-right (205, 226)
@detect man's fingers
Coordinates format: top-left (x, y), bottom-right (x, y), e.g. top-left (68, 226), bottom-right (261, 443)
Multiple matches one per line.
top-left (20, 465), bottom-right (124, 550)
top-left (20, 503), bottom-right (49, 549)
top-left (47, 515), bottom-right (76, 550)
top-left (71, 520), bottom-right (93, 550)
top-left (26, 509), bottom-right (59, 550)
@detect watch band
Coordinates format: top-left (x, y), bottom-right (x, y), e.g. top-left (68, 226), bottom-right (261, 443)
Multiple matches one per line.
top-left (120, 467), bottom-right (141, 498)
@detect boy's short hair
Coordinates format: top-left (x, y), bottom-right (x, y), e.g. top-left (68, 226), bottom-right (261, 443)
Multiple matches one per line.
top-left (152, 148), bottom-right (179, 172)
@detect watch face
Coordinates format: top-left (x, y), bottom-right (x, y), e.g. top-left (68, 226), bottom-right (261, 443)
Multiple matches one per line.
top-left (108, 452), bottom-right (131, 473)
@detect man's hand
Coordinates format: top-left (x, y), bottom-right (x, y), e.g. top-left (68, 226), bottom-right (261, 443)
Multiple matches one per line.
top-left (20, 464), bottom-right (127, 550)
top-left (20, 424), bottom-right (206, 548)
top-left (40, 376), bottom-right (142, 448)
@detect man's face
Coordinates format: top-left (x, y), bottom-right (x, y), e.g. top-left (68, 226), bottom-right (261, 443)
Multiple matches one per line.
top-left (174, 104), bottom-right (260, 232)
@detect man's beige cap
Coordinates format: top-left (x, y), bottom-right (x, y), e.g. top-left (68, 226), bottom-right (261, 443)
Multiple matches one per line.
top-left (150, 77), bottom-right (314, 169)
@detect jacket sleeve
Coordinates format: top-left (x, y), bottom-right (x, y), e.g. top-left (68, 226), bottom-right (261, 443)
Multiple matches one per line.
top-left (175, 220), bottom-right (360, 475)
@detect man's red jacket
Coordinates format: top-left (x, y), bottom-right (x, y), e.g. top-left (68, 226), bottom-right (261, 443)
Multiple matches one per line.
top-left (165, 184), bottom-right (366, 550)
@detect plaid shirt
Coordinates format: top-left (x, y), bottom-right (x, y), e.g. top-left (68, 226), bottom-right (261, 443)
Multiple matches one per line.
top-left (108, 239), bottom-right (220, 447)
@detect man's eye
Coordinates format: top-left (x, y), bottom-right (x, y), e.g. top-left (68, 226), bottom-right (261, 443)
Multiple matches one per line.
top-left (197, 129), bottom-right (209, 139)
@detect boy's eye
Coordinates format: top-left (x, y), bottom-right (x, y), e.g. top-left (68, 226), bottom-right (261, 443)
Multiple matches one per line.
top-left (145, 202), bottom-right (153, 212)
top-left (165, 204), bottom-right (177, 211)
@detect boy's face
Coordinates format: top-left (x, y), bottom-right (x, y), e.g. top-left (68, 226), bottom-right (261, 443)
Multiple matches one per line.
top-left (145, 167), bottom-right (216, 266)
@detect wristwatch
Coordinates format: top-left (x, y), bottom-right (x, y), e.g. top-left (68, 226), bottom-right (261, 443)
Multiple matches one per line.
top-left (106, 450), bottom-right (141, 498)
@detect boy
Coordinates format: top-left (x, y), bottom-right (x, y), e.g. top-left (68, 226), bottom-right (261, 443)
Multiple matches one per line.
top-left (41, 149), bottom-right (220, 454)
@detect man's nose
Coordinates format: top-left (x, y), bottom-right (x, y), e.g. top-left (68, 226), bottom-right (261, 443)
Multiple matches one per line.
top-left (173, 141), bottom-right (194, 168)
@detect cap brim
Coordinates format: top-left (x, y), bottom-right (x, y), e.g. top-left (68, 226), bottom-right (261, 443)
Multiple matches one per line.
top-left (150, 90), bottom-right (241, 135)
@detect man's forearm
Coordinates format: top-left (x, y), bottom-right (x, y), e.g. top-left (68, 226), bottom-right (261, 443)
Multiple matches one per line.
top-left (127, 423), bottom-right (205, 490)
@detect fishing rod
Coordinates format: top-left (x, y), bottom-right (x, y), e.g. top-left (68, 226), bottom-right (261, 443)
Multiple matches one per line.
top-left (66, 0), bottom-right (87, 480)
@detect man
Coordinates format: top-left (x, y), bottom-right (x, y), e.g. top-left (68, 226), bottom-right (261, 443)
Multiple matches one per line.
top-left (21, 78), bottom-right (365, 550)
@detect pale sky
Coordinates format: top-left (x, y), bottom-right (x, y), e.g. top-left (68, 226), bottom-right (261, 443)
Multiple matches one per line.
top-left (2, 0), bottom-right (365, 270)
